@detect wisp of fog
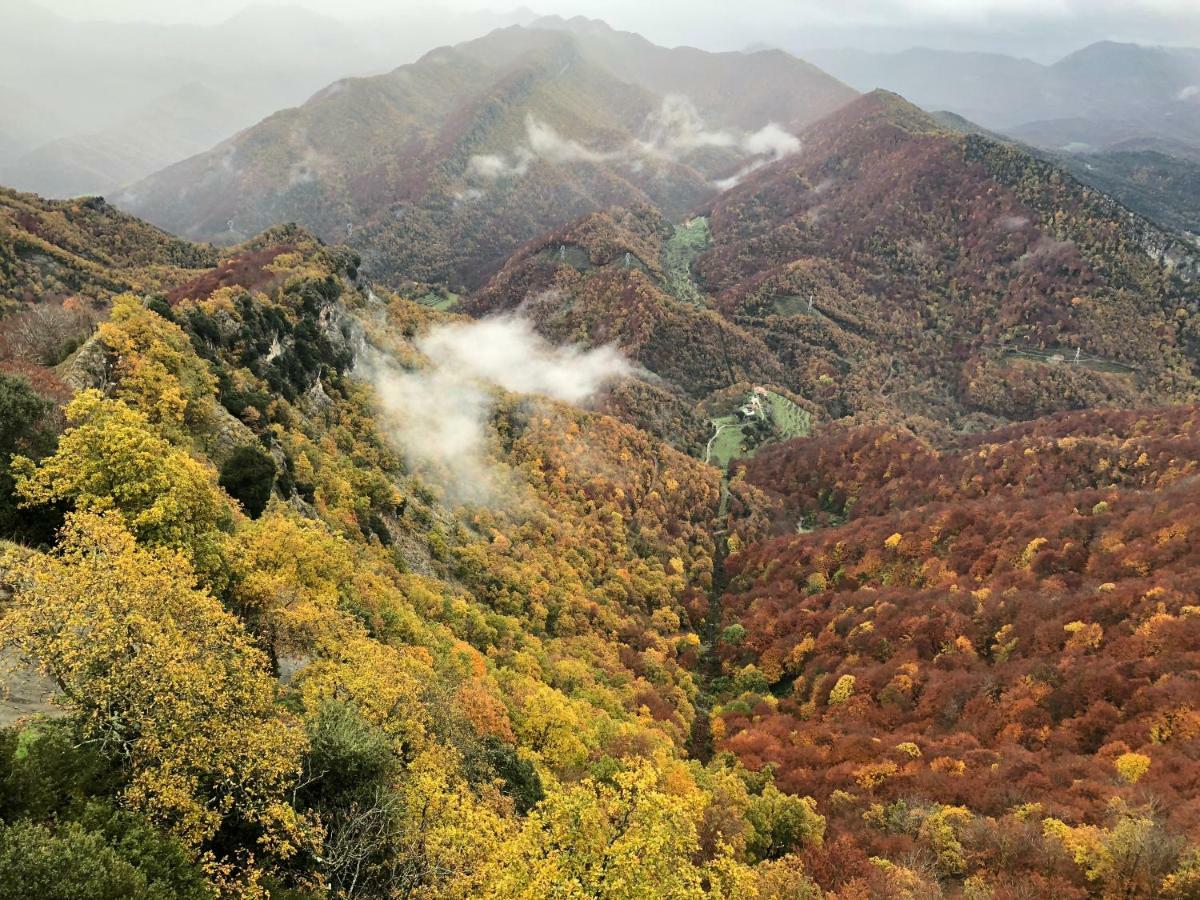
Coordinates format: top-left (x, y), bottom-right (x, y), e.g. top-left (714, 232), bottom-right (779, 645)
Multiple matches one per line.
top-left (360, 314), bottom-right (631, 504)
top-left (465, 96), bottom-right (800, 190)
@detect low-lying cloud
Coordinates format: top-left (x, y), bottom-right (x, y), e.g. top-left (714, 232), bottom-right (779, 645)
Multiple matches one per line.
top-left (467, 151), bottom-right (531, 179)
top-left (465, 96), bottom-right (800, 190)
top-left (360, 314), bottom-right (631, 504)
top-left (467, 115), bottom-right (616, 180)
top-left (638, 94), bottom-right (739, 154)
top-left (640, 95), bottom-right (799, 165)
top-left (527, 116), bottom-right (614, 164)
top-left (742, 122), bottom-right (802, 158)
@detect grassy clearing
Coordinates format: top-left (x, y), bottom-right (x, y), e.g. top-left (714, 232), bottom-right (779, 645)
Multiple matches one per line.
top-left (703, 390), bottom-right (812, 471)
top-left (772, 294), bottom-right (819, 317)
top-left (706, 415), bottom-right (746, 470)
top-left (765, 391), bottom-right (812, 439)
top-left (417, 289), bottom-right (460, 311)
top-left (662, 217), bottom-right (711, 307)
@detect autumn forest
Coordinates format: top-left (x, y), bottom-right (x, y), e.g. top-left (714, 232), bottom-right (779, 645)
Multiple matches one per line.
top-left (3, 9), bottom-right (1200, 900)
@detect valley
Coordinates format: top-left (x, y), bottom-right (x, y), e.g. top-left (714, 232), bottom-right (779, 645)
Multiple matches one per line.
top-left (1, 9), bottom-right (1200, 899)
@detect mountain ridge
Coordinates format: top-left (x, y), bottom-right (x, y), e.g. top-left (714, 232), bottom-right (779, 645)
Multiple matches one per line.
top-left (115, 21), bottom-right (856, 289)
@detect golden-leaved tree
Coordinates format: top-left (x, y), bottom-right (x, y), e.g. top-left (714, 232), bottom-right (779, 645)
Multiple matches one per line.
top-left (231, 506), bottom-right (357, 661)
top-left (97, 294), bottom-right (218, 438)
top-left (12, 390), bottom-right (232, 582)
top-left (0, 511), bottom-right (313, 880)
top-left (483, 760), bottom-right (756, 899)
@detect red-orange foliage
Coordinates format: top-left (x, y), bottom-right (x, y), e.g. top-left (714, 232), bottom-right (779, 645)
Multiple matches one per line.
top-left (715, 406), bottom-right (1200, 887)
top-left (167, 244), bottom-right (295, 304)
top-left (739, 405), bottom-right (1200, 529)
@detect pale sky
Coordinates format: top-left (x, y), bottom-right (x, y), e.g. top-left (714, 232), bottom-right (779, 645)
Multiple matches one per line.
top-left (30, 0), bottom-right (1200, 57)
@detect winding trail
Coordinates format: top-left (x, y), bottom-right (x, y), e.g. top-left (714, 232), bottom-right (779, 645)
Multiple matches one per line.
top-left (704, 422), bottom-right (739, 465)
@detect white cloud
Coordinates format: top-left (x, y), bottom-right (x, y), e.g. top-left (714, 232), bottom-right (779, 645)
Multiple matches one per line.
top-left (638, 95), bottom-right (739, 155)
top-left (467, 98), bottom-right (800, 191)
top-left (360, 315), bottom-right (630, 504)
top-left (526, 116), bottom-right (613, 163)
top-left (466, 116), bottom-right (616, 181)
top-left (742, 122), bottom-right (801, 159)
top-left (467, 151), bottom-right (530, 179)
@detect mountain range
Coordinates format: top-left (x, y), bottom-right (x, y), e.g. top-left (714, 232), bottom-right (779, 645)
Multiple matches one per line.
top-left (110, 18), bottom-right (1200, 437)
top-left (469, 89), bottom-right (1200, 440)
top-left (809, 40), bottom-right (1200, 235)
top-left (808, 41), bottom-right (1200, 145)
top-left (2, 13), bottom-right (1200, 898)
top-left (115, 17), bottom-right (855, 289)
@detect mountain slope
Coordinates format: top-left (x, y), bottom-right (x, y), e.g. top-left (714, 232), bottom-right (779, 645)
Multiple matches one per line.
top-left (117, 22), bottom-right (856, 290)
top-left (1054, 148), bottom-right (1200, 237)
top-left (810, 41), bottom-right (1200, 144)
top-left (0, 82), bottom-right (248, 199)
top-left (691, 90), bottom-right (1200, 432)
top-left (0, 189), bottom-right (841, 896)
top-left (809, 41), bottom-right (1200, 236)
top-left (0, 187), bottom-right (217, 308)
top-left (531, 16), bottom-right (856, 131)
top-left (3, 65), bottom-right (1200, 894)
top-left (806, 46), bottom-right (1057, 130)
top-left (469, 91), bottom-right (1200, 445)
top-left (0, 2), bottom-right (540, 198)
top-left (713, 405), bottom-right (1200, 895)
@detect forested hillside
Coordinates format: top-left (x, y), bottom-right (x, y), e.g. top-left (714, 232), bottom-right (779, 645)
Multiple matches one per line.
top-left (469, 92), bottom-right (1200, 442)
top-left (712, 408), bottom-right (1200, 896)
top-left (808, 41), bottom-right (1200, 236)
top-left (1, 187), bottom-right (217, 308)
top-left (0, 210), bottom-right (837, 897)
top-left (3, 27), bottom-right (1200, 898)
top-left (696, 91), bottom-right (1200, 432)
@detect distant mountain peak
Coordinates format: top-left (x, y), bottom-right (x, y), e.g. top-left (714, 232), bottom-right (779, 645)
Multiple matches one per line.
top-left (533, 15), bottom-right (616, 34)
top-left (1052, 39), bottom-right (1174, 72)
top-left (117, 21), bottom-right (856, 285)
top-left (848, 88), bottom-right (945, 133)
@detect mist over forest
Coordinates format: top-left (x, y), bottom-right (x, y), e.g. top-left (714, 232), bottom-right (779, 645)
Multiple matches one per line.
top-left (2, 3), bottom-right (1200, 898)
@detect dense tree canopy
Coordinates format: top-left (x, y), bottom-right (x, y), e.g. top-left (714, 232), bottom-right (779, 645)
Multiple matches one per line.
top-left (3, 95), bottom-right (1200, 895)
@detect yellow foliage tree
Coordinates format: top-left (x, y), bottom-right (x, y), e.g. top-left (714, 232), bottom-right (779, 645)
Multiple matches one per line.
top-left (385, 745), bottom-right (513, 899)
top-left (13, 390), bottom-right (232, 581)
top-left (501, 673), bottom-right (601, 778)
top-left (917, 805), bottom-right (973, 877)
top-left (0, 512), bottom-right (311, 866)
top-left (1043, 805), bottom-right (1183, 898)
top-left (484, 761), bottom-right (751, 898)
top-left (97, 294), bottom-right (218, 437)
top-left (1114, 752), bottom-right (1151, 784)
top-left (231, 506), bottom-right (356, 658)
top-left (294, 634), bottom-right (432, 757)
top-left (744, 783), bottom-right (825, 862)
top-left (829, 674), bottom-right (856, 705)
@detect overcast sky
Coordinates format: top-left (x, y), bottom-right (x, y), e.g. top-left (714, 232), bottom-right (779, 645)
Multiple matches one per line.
top-left (33, 0), bottom-right (1200, 58)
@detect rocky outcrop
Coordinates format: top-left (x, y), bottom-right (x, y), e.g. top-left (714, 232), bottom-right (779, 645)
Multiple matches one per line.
top-left (202, 406), bottom-right (259, 467)
top-left (56, 334), bottom-right (112, 392)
